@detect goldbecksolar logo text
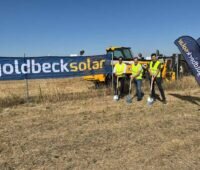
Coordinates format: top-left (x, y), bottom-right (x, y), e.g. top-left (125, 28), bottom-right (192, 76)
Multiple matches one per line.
top-left (0, 57), bottom-right (106, 77)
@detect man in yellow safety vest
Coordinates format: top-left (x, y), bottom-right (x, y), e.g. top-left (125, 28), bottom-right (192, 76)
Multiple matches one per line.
top-left (113, 57), bottom-right (127, 98)
top-left (131, 57), bottom-right (143, 101)
top-left (148, 53), bottom-right (166, 104)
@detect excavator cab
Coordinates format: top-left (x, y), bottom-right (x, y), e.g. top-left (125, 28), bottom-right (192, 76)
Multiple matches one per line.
top-left (106, 47), bottom-right (134, 61)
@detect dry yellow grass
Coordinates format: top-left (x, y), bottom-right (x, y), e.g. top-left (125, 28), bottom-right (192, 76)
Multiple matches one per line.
top-left (0, 76), bottom-right (199, 169)
top-left (0, 76), bottom-right (198, 106)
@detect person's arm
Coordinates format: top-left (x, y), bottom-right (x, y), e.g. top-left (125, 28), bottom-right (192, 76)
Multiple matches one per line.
top-left (113, 65), bottom-right (116, 76)
top-left (148, 63), bottom-right (152, 76)
top-left (130, 64), bottom-right (134, 79)
top-left (113, 66), bottom-right (116, 73)
top-left (123, 64), bottom-right (127, 74)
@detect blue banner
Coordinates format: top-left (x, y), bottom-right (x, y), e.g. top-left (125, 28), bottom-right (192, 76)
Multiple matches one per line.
top-left (0, 55), bottom-right (111, 80)
top-left (197, 38), bottom-right (200, 46)
top-left (174, 36), bottom-right (200, 85)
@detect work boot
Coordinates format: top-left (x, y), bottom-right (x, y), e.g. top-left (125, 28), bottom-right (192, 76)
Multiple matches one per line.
top-left (119, 94), bottom-right (123, 99)
top-left (161, 99), bottom-right (167, 104)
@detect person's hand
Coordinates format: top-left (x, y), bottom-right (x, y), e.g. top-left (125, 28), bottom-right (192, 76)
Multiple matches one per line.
top-left (131, 75), bottom-right (135, 81)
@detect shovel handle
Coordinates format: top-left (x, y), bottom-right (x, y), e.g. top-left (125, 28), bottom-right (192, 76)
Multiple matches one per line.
top-left (117, 76), bottom-right (119, 88)
top-left (129, 78), bottom-right (132, 94)
top-left (150, 76), bottom-right (154, 92)
top-left (116, 76), bottom-right (119, 95)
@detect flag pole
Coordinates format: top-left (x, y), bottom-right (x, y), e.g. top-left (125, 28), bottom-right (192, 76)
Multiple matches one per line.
top-left (111, 52), bottom-right (114, 94)
top-left (176, 54), bottom-right (179, 80)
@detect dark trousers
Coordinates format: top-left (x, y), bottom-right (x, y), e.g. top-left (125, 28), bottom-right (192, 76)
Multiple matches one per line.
top-left (114, 76), bottom-right (125, 96)
top-left (150, 77), bottom-right (166, 100)
top-left (133, 79), bottom-right (143, 100)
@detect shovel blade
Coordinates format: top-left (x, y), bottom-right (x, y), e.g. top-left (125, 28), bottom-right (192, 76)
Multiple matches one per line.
top-left (147, 97), bottom-right (154, 105)
top-left (126, 95), bottom-right (132, 103)
top-left (113, 95), bottom-right (119, 101)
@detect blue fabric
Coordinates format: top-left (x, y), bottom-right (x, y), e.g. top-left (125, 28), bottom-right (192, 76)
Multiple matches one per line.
top-left (197, 38), bottom-right (200, 47)
top-left (0, 55), bottom-right (111, 81)
top-left (133, 79), bottom-right (142, 100)
top-left (174, 36), bottom-right (200, 85)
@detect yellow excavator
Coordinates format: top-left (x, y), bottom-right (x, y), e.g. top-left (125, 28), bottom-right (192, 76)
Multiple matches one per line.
top-left (83, 46), bottom-right (176, 85)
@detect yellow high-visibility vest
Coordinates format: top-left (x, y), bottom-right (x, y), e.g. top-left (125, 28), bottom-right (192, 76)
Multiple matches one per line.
top-left (115, 63), bottom-right (126, 77)
top-left (132, 63), bottom-right (143, 79)
top-left (150, 61), bottom-right (161, 77)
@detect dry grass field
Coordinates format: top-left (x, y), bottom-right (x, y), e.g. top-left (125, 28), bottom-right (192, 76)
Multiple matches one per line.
top-left (0, 77), bottom-right (199, 170)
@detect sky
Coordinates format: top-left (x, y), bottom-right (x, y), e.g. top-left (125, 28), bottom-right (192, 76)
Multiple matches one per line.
top-left (0, 0), bottom-right (200, 57)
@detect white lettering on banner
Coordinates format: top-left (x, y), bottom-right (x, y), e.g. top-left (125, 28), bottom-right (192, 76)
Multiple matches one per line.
top-left (42, 63), bottom-right (51, 73)
top-left (60, 59), bottom-right (69, 72)
top-left (3, 64), bottom-right (14, 75)
top-left (178, 39), bottom-right (200, 77)
top-left (0, 59), bottom-right (71, 77)
top-left (52, 63), bottom-right (60, 72)
top-left (186, 52), bottom-right (200, 77)
top-left (14, 60), bottom-right (21, 74)
top-left (21, 60), bottom-right (30, 74)
top-left (0, 57), bottom-right (106, 78)
top-left (32, 60), bottom-right (42, 74)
